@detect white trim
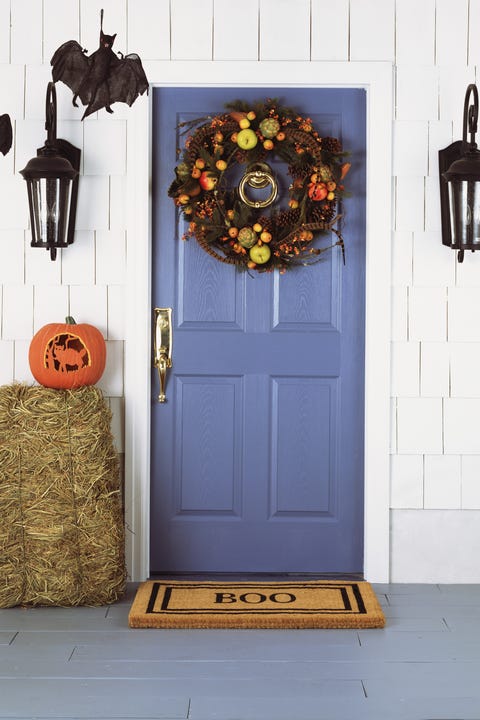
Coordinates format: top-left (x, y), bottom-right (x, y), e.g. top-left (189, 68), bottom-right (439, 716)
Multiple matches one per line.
top-left (125, 61), bottom-right (393, 583)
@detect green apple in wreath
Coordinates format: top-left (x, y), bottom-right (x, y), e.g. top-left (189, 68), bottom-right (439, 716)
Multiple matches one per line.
top-left (236, 128), bottom-right (258, 150)
top-left (249, 243), bottom-right (271, 264)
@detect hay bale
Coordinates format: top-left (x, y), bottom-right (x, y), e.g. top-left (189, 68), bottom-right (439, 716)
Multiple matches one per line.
top-left (0, 384), bottom-right (126, 607)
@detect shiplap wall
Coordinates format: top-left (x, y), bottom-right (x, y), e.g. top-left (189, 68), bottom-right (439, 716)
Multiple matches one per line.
top-left (1, 0), bottom-right (479, 581)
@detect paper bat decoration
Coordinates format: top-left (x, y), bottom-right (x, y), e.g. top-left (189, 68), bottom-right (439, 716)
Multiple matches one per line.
top-left (50, 9), bottom-right (148, 120)
top-left (0, 114), bottom-right (12, 155)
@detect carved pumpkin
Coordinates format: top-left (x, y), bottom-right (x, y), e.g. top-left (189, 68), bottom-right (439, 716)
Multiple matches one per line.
top-left (29, 316), bottom-right (106, 389)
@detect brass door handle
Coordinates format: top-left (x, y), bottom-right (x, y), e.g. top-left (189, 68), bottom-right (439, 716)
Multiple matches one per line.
top-left (154, 307), bottom-right (172, 403)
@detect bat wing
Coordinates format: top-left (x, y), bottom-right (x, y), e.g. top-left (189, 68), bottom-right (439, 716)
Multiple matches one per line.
top-left (51, 40), bottom-right (91, 101)
top-left (109, 53), bottom-right (149, 106)
top-left (0, 114), bottom-right (12, 156)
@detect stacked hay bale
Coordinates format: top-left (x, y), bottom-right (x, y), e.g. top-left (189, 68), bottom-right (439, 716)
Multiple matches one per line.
top-left (0, 384), bottom-right (126, 607)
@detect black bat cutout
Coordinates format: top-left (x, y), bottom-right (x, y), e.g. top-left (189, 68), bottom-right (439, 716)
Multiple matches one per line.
top-left (50, 9), bottom-right (148, 120)
top-left (0, 114), bottom-right (12, 155)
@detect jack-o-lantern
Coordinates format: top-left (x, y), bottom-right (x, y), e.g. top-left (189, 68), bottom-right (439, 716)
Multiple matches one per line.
top-left (29, 316), bottom-right (106, 389)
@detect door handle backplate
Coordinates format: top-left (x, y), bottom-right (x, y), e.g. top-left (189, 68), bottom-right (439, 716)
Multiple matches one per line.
top-left (153, 307), bottom-right (172, 403)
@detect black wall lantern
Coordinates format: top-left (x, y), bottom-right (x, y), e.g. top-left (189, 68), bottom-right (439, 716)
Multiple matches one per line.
top-left (439, 83), bottom-right (480, 262)
top-left (20, 82), bottom-right (81, 261)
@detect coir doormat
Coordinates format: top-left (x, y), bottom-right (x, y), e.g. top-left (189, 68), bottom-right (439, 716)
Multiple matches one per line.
top-left (128, 580), bottom-right (385, 629)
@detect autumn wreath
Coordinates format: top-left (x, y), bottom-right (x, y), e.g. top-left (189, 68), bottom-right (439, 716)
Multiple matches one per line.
top-left (168, 99), bottom-right (350, 273)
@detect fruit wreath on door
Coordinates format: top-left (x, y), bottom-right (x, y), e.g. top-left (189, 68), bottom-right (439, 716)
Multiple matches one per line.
top-left (168, 98), bottom-right (351, 274)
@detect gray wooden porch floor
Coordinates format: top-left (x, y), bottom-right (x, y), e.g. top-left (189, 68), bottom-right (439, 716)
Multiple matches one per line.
top-left (1, 582), bottom-right (480, 719)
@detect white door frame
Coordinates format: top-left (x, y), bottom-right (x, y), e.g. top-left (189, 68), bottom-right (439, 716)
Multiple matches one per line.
top-left (124, 61), bottom-right (393, 583)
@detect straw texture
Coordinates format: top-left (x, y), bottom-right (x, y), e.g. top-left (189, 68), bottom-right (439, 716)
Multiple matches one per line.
top-left (0, 384), bottom-right (126, 607)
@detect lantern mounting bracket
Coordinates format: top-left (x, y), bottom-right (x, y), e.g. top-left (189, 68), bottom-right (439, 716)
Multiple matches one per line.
top-left (463, 83), bottom-right (478, 149)
top-left (45, 80), bottom-right (57, 148)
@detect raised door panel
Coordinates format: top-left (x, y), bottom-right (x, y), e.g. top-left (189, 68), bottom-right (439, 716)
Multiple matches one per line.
top-left (179, 242), bottom-right (245, 329)
top-left (174, 376), bottom-right (243, 516)
top-left (273, 253), bottom-right (340, 329)
top-left (270, 377), bottom-right (337, 517)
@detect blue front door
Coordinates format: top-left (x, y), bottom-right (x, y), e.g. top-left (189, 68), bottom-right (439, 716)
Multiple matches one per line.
top-left (151, 86), bottom-right (366, 574)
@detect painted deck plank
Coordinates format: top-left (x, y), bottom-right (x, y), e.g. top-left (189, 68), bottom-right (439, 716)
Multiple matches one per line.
top-left (373, 582), bottom-right (443, 594)
top-left (376, 616), bottom-right (448, 630)
top-left (0, 674), bottom-right (365, 700)
top-left (69, 632), bottom-right (480, 663)
top-left (385, 590), bottom-right (480, 605)
top-left (0, 657), bottom-right (479, 686)
top-left (7, 627), bottom-right (361, 660)
top-left (0, 608), bottom-right (117, 632)
top-left (188, 694), bottom-right (480, 720)
top-left (0, 679), bottom-right (189, 718)
top-left (364, 672), bottom-right (480, 699)
top-left (383, 602), bottom-right (480, 618)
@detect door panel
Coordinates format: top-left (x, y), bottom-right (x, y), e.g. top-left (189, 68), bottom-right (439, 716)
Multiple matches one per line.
top-left (175, 375), bottom-right (243, 515)
top-left (271, 377), bottom-right (336, 515)
top-left (274, 252), bottom-right (339, 328)
top-left (180, 244), bottom-right (243, 327)
top-left (151, 86), bottom-right (366, 574)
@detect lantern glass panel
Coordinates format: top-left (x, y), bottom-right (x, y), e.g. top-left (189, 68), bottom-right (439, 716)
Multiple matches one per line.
top-left (448, 179), bottom-right (480, 249)
top-left (30, 176), bottom-right (73, 247)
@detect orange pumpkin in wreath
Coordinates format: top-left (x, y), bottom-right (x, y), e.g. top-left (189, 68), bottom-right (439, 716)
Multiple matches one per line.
top-left (29, 316), bottom-right (106, 389)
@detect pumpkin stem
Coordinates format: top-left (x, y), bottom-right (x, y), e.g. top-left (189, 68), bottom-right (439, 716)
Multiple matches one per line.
top-left (65, 316), bottom-right (76, 325)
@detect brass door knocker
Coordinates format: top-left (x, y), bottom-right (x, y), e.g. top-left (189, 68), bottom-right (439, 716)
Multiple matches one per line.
top-left (238, 162), bottom-right (278, 209)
